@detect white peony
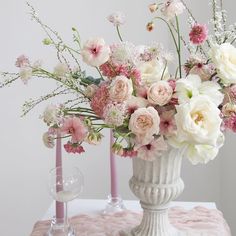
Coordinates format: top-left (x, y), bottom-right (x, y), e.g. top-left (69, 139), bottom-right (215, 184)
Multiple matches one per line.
top-left (210, 43), bottom-right (236, 85)
top-left (176, 74), bottom-right (224, 106)
top-left (175, 95), bottom-right (222, 146)
top-left (81, 38), bottom-right (111, 67)
top-left (139, 60), bottom-right (170, 86)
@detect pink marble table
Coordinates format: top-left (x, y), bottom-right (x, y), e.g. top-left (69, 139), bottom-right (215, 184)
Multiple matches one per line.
top-left (31, 206), bottom-right (231, 236)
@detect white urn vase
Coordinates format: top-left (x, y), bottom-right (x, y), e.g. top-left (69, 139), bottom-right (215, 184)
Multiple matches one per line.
top-left (121, 147), bottom-right (185, 236)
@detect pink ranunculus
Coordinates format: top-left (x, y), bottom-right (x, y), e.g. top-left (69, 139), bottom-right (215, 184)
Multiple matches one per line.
top-left (81, 38), bottom-right (111, 67)
top-left (147, 80), bottom-right (173, 106)
top-left (15, 55), bottom-right (30, 68)
top-left (64, 142), bottom-right (85, 154)
top-left (107, 12), bottom-right (126, 27)
top-left (109, 76), bottom-right (133, 103)
top-left (137, 136), bottom-right (168, 161)
top-left (162, 0), bottom-right (185, 20)
top-left (159, 110), bottom-right (176, 136)
top-left (129, 107), bottom-right (160, 146)
top-left (90, 83), bottom-right (110, 118)
top-left (61, 117), bottom-right (88, 143)
top-left (189, 24), bottom-right (208, 45)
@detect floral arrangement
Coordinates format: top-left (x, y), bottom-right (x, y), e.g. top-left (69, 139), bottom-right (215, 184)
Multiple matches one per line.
top-left (1, 0), bottom-right (236, 165)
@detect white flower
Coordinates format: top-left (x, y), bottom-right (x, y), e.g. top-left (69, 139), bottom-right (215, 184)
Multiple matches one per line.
top-left (147, 80), bottom-right (173, 106)
top-left (107, 12), bottom-right (125, 26)
top-left (210, 43), bottom-right (236, 85)
top-left (109, 76), bottom-right (133, 103)
top-left (19, 67), bottom-right (32, 84)
top-left (129, 107), bottom-right (160, 146)
top-left (42, 104), bottom-right (60, 126)
top-left (54, 63), bottom-right (69, 78)
top-left (42, 132), bottom-right (55, 148)
top-left (139, 60), bottom-right (170, 86)
top-left (162, 0), bottom-right (185, 20)
top-left (81, 38), bottom-right (111, 67)
top-left (175, 96), bottom-right (222, 146)
top-left (176, 74), bottom-right (224, 106)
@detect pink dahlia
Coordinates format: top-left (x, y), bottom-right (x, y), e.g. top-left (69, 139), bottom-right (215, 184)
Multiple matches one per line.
top-left (64, 142), bottom-right (85, 154)
top-left (189, 24), bottom-right (208, 45)
top-left (90, 83), bottom-right (110, 118)
top-left (61, 117), bottom-right (88, 143)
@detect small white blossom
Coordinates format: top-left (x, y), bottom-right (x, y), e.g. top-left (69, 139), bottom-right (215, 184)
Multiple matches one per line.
top-left (107, 12), bottom-right (125, 27)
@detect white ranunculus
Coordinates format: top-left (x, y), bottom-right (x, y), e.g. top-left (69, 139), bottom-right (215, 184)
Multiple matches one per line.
top-left (176, 74), bottom-right (224, 106)
top-left (81, 38), bottom-right (111, 67)
top-left (139, 60), bottom-right (170, 86)
top-left (175, 95), bottom-right (222, 146)
top-left (210, 43), bottom-right (236, 85)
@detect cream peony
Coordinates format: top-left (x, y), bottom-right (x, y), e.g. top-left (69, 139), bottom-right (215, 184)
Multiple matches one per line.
top-left (210, 43), bottom-right (236, 85)
top-left (109, 76), bottom-right (133, 103)
top-left (176, 74), bottom-right (224, 106)
top-left (129, 107), bottom-right (160, 146)
top-left (139, 60), bottom-right (170, 86)
top-left (81, 38), bottom-right (111, 67)
top-left (147, 80), bottom-right (173, 106)
top-left (175, 95), bottom-right (222, 146)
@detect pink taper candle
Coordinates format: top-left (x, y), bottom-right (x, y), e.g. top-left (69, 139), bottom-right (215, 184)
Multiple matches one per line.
top-left (110, 130), bottom-right (118, 198)
top-left (55, 132), bottom-right (64, 219)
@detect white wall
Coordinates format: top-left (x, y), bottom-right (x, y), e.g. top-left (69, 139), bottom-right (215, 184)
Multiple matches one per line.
top-left (0, 0), bottom-right (235, 235)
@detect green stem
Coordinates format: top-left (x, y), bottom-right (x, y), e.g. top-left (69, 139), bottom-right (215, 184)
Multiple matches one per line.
top-left (161, 61), bottom-right (168, 80)
top-left (175, 16), bottom-right (182, 78)
top-left (95, 67), bottom-right (104, 79)
top-left (116, 26), bottom-right (123, 42)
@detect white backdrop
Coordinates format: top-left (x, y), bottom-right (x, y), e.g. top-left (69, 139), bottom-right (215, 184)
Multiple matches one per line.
top-left (0, 0), bottom-right (235, 235)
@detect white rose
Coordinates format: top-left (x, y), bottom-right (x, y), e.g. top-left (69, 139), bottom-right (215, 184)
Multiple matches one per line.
top-left (175, 96), bottom-right (222, 146)
top-left (129, 107), bottom-right (160, 145)
top-left (109, 76), bottom-right (133, 103)
top-left (147, 80), bottom-right (173, 106)
top-left (210, 43), bottom-right (236, 85)
top-left (139, 60), bottom-right (170, 86)
top-left (81, 38), bottom-right (111, 67)
top-left (176, 74), bottom-right (224, 106)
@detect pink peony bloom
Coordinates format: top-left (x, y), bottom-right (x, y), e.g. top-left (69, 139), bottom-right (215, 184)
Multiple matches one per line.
top-left (64, 142), bottom-right (85, 154)
top-left (107, 12), bottom-right (126, 27)
top-left (160, 110), bottom-right (176, 136)
top-left (137, 136), bottom-right (168, 161)
top-left (61, 117), bottom-right (88, 143)
top-left (90, 83), bottom-right (110, 118)
top-left (81, 38), bottom-right (111, 67)
top-left (15, 55), bottom-right (30, 68)
top-left (189, 24), bottom-right (208, 45)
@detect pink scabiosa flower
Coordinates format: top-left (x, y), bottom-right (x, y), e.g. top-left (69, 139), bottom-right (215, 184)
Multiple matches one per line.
top-left (90, 83), bottom-right (110, 118)
top-left (64, 142), bottom-right (85, 154)
top-left (103, 103), bottom-right (126, 127)
top-left (107, 12), bottom-right (126, 27)
top-left (137, 136), bottom-right (168, 161)
top-left (160, 110), bottom-right (176, 136)
top-left (15, 55), bottom-right (30, 68)
top-left (189, 24), bottom-right (208, 45)
top-left (81, 38), bottom-right (111, 67)
top-left (61, 117), bottom-right (88, 143)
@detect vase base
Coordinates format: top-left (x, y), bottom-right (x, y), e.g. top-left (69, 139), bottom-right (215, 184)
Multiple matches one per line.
top-left (102, 195), bottom-right (126, 214)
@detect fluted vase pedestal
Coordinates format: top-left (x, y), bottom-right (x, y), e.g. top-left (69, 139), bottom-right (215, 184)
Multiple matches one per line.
top-left (120, 147), bottom-right (186, 236)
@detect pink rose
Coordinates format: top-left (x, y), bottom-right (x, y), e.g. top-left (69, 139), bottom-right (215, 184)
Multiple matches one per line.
top-left (129, 107), bottom-right (160, 145)
top-left (147, 81), bottom-right (173, 106)
top-left (109, 76), bottom-right (133, 103)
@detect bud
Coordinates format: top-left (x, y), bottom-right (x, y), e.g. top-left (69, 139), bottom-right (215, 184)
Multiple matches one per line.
top-left (112, 143), bottom-right (124, 156)
top-left (146, 22), bottom-right (154, 32)
top-left (86, 132), bottom-right (103, 145)
top-left (149, 3), bottom-right (158, 13)
top-left (42, 38), bottom-right (52, 45)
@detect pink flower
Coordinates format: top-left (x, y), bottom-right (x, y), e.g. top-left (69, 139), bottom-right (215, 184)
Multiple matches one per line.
top-left (137, 136), bottom-right (168, 161)
top-left (100, 62), bottom-right (117, 78)
top-left (81, 38), bottom-right (111, 67)
top-left (224, 115), bottom-right (236, 132)
top-left (129, 68), bottom-right (141, 86)
top-left (126, 96), bottom-right (148, 114)
top-left (121, 149), bottom-right (138, 158)
top-left (162, 0), bottom-right (185, 20)
top-left (189, 24), bottom-right (208, 45)
top-left (230, 85), bottom-right (236, 101)
top-left (160, 110), bottom-right (176, 136)
top-left (61, 117), bottom-right (87, 143)
top-left (129, 107), bottom-right (160, 146)
top-left (90, 83), bottom-right (110, 118)
top-left (109, 76), bottom-right (133, 103)
top-left (107, 12), bottom-right (126, 27)
top-left (64, 142), bottom-right (85, 154)
top-left (147, 81), bottom-right (173, 106)
top-left (15, 55), bottom-right (30, 68)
